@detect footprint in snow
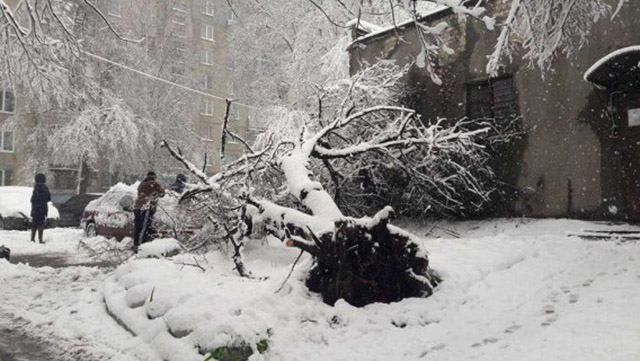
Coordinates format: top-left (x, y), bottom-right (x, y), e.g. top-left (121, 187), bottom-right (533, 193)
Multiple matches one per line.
top-left (568, 293), bottom-right (579, 304)
top-left (582, 279), bottom-right (594, 287)
top-left (419, 343), bottom-right (446, 357)
top-left (613, 267), bottom-right (628, 276)
top-left (504, 324), bottom-right (522, 334)
top-left (540, 305), bottom-right (558, 326)
top-left (541, 314), bottom-right (558, 326)
top-left (471, 338), bottom-right (499, 348)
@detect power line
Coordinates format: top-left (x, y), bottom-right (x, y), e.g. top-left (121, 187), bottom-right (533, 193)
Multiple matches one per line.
top-left (82, 50), bottom-right (257, 110)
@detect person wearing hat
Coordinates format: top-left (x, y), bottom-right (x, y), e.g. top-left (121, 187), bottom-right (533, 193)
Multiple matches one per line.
top-left (30, 173), bottom-right (51, 243)
top-left (133, 171), bottom-right (165, 252)
top-left (169, 173), bottom-right (187, 194)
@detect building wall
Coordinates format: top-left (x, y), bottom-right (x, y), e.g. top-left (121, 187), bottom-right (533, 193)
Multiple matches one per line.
top-left (0, 0), bottom-right (25, 186)
top-left (0, 85), bottom-right (38, 187)
top-left (348, 1), bottom-right (640, 219)
top-left (167, 0), bottom-right (249, 174)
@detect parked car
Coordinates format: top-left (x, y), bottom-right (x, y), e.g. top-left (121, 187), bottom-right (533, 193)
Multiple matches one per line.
top-left (81, 183), bottom-right (136, 241)
top-left (0, 186), bottom-right (60, 230)
top-left (57, 193), bottom-right (103, 227)
top-left (80, 183), bottom-right (188, 241)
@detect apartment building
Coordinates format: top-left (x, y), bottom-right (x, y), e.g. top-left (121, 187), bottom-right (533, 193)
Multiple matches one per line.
top-left (0, 0), bottom-right (24, 187)
top-left (2, 0), bottom-right (252, 194)
top-left (0, 88), bottom-right (17, 186)
top-left (102, 0), bottom-right (250, 175)
top-left (174, 0), bottom-right (249, 172)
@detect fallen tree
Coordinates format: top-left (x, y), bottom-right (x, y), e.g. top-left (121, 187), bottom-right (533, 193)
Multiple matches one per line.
top-left (162, 64), bottom-right (507, 306)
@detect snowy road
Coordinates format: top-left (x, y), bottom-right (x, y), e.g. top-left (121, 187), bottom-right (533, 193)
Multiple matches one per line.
top-left (0, 230), bottom-right (159, 361)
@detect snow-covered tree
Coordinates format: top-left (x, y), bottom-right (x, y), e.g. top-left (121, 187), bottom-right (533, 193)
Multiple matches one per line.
top-left (160, 63), bottom-right (511, 305)
top-left (0, 0), bottom-right (135, 104)
top-left (487, 0), bottom-right (629, 73)
top-left (227, 0), bottom-right (631, 103)
top-left (1, 0), bottom-right (205, 187)
top-left (48, 97), bottom-right (154, 193)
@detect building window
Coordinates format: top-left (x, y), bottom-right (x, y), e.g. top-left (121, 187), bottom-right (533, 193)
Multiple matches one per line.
top-left (201, 99), bottom-right (213, 116)
top-left (202, 0), bottom-right (215, 16)
top-left (201, 49), bottom-right (213, 65)
top-left (172, 0), bottom-right (188, 12)
top-left (203, 74), bottom-right (212, 90)
top-left (0, 89), bottom-right (15, 113)
top-left (228, 106), bottom-right (241, 121)
top-left (171, 63), bottom-right (185, 76)
top-left (227, 11), bottom-right (237, 25)
top-left (466, 76), bottom-right (518, 123)
top-left (172, 13), bottom-right (186, 26)
top-left (0, 169), bottom-right (13, 186)
top-left (175, 46), bottom-right (186, 60)
top-left (108, 0), bottom-right (122, 17)
top-left (201, 24), bottom-right (214, 41)
top-left (628, 108), bottom-right (640, 127)
top-left (0, 130), bottom-right (14, 152)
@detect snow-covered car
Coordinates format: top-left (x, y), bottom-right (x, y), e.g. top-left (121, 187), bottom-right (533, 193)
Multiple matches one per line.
top-left (80, 183), bottom-right (136, 241)
top-left (80, 183), bottom-right (189, 241)
top-left (0, 186), bottom-right (60, 230)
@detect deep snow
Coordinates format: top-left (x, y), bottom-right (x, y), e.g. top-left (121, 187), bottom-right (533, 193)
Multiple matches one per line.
top-left (1, 218), bottom-right (639, 361)
top-left (105, 218), bottom-right (640, 361)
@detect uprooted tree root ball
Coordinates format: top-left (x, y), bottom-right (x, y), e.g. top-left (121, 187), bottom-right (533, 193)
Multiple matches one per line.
top-left (306, 218), bottom-right (441, 307)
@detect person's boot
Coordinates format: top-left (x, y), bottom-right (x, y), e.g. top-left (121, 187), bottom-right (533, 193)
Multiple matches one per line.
top-left (38, 229), bottom-right (44, 244)
top-left (30, 228), bottom-right (36, 242)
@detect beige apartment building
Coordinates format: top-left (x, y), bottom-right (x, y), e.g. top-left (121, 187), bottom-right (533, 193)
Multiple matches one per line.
top-left (90, 0), bottom-right (250, 180)
top-left (0, 0), bottom-right (20, 186)
top-left (146, 0), bottom-right (250, 173)
top-left (1, 0), bottom-right (250, 192)
top-left (0, 89), bottom-right (17, 186)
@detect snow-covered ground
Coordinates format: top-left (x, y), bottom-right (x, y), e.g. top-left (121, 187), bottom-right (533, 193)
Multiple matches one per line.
top-left (0, 228), bottom-right (88, 264)
top-left (1, 218), bottom-right (639, 361)
top-left (0, 229), bottom-right (159, 360)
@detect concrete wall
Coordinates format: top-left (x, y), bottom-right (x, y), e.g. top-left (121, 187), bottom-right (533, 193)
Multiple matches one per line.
top-left (348, 1), bottom-right (640, 219)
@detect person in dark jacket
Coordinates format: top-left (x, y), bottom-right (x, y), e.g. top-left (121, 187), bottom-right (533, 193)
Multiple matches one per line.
top-left (30, 173), bottom-right (51, 243)
top-left (133, 171), bottom-right (165, 252)
top-left (169, 174), bottom-right (187, 194)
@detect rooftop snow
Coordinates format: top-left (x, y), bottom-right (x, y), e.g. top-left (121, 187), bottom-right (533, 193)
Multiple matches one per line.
top-left (345, 19), bottom-right (385, 34)
top-left (346, 5), bottom-right (449, 49)
top-left (584, 45), bottom-right (640, 87)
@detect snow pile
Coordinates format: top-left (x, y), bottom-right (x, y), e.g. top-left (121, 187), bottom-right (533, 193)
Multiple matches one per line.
top-left (102, 219), bottom-right (640, 361)
top-left (0, 186), bottom-right (60, 219)
top-left (104, 258), bottom-right (276, 361)
top-left (137, 238), bottom-right (181, 258)
top-left (0, 259), bottom-right (161, 360)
